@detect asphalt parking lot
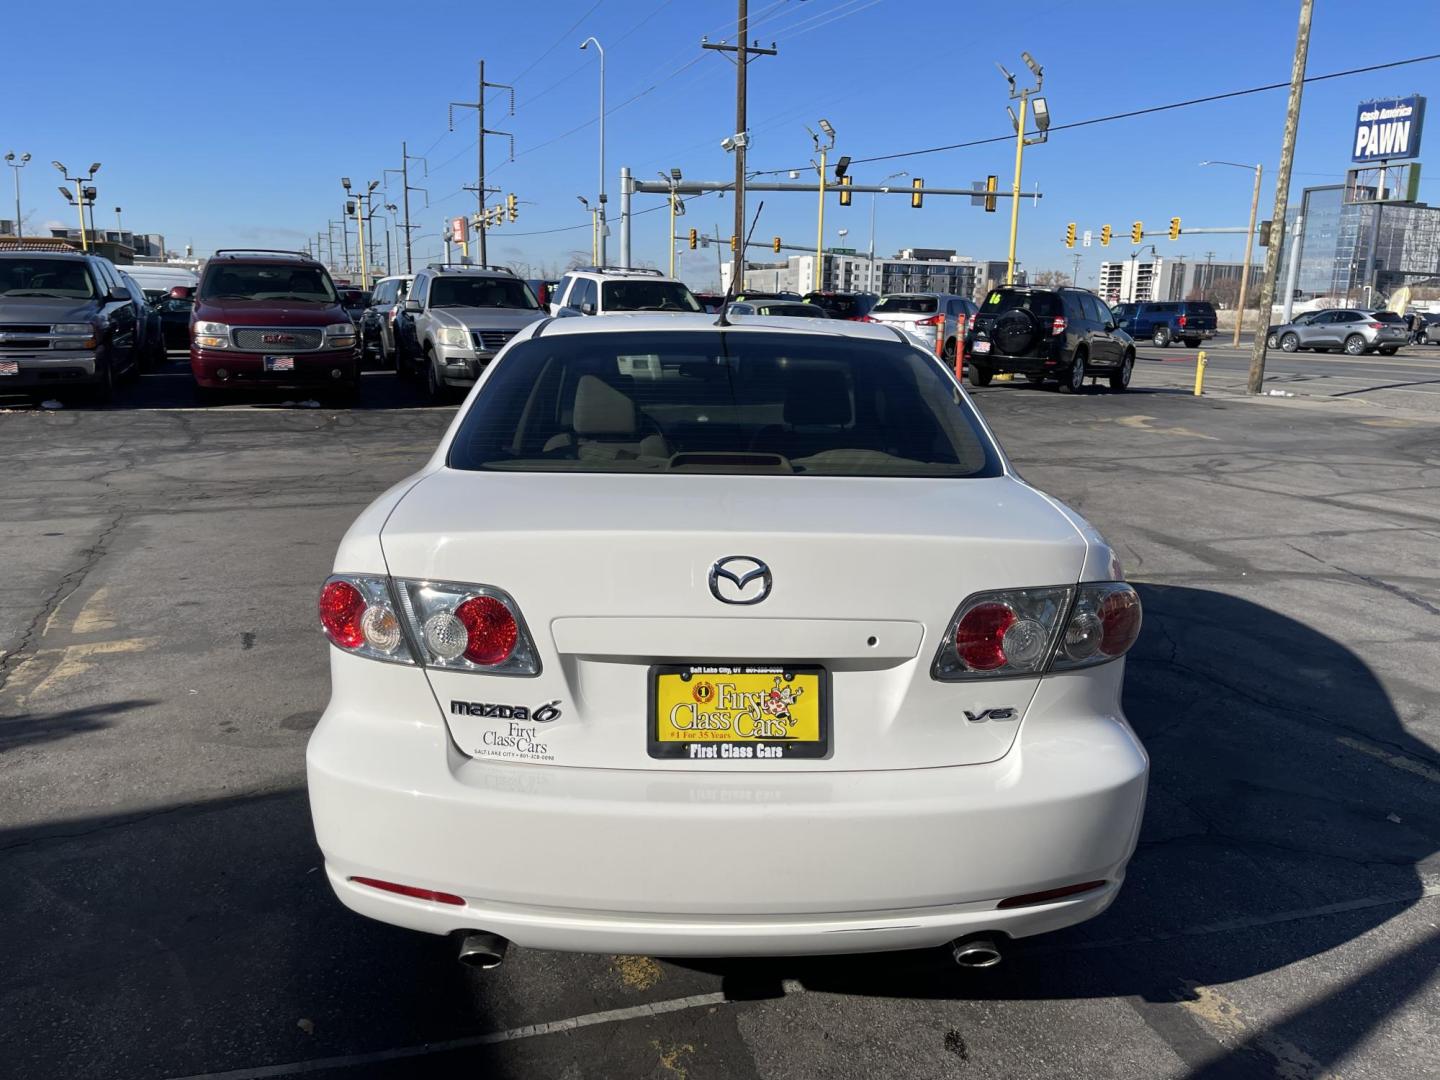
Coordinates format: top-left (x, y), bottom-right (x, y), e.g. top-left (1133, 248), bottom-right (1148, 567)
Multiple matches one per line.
top-left (1, 358), bottom-right (1437, 1079)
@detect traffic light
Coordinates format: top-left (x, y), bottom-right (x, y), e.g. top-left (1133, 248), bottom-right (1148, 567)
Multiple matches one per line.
top-left (688, 227), bottom-right (698, 250)
top-left (1130, 221), bottom-right (1143, 244)
top-left (507, 193), bottom-right (518, 222)
top-left (1100, 224), bottom-right (1112, 247)
top-left (1168, 216), bottom-right (1181, 241)
top-left (773, 236), bottom-right (782, 253)
top-left (1259, 220), bottom-right (1274, 247)
top-left (984, 175), bottom-right (998, 213)
top-left (1065, 222), bottom-right (1077, 248)
top-left (838, 175), bottom-right (852, 206)
top-left (911, 178), bottom-right (924, 208)
top-left (730, 234), bottom-right (739, 252)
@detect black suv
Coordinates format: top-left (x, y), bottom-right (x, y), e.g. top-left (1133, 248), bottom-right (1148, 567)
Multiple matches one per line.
top-left (965, 285), bottom-right (1135, 393)
top-left (0, 248), bottom-right (140, 403)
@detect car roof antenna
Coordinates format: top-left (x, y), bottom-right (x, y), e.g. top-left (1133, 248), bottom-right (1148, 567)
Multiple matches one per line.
top-left (715, 200), bottom-right (764, 328)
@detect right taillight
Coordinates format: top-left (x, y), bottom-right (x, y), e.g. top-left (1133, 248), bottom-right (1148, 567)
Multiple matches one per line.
top-left (1050, 316), bottom-right (1067, 336)
top-left (932, 582), bottom-right (1140, 680)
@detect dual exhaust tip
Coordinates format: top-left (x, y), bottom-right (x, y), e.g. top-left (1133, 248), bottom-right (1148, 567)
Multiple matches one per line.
top-left (455, 931), bottom-right (1001, 972)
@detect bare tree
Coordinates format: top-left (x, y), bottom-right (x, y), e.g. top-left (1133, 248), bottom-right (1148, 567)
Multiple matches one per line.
top-left (1032, 269), bottom-right (1072, 287)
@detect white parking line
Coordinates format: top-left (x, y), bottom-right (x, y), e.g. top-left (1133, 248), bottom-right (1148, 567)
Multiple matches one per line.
top-left (161, 991), bottom-right (733, 1080)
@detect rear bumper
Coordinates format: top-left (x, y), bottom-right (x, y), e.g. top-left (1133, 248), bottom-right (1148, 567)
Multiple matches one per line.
top-left (191, 346), bottom-right (360, 388)
top-left (964, 346), bottom-right (1057, 375)
top-left (307, 654), bottom-right (1148, 956)
top-left (1179, 328), bottom-right (1215, 340)
top-left (0, 350), bottom-right (102, 389)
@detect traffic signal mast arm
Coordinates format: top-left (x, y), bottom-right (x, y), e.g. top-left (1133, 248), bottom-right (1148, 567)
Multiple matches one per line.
top-left (629, 178), bottom-right (1042, 199)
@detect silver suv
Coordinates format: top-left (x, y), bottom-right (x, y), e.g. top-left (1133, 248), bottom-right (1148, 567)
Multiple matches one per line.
top-left (1268, 308), bottom-right (1409, 356)
top-left (399, 264), bottom-right (545, 398)
top-left (549, 266), bottom-right (703, 317)
top-left (865, 292), bottom-right (978, 363)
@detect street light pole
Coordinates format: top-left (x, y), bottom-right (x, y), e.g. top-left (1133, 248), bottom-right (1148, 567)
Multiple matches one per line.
top-left (1202, 160), bottom-right (1265, 347)
top-left (811, 120), bottom-right (835, 293)
top-left (998, 54), bottom-right (1048, 285)
top-left (580, 37), bottom-right (606, 265)
top-left (52, 161), bottom-right (99, 251)
top-left (5, 153), bottom-right (30, 238)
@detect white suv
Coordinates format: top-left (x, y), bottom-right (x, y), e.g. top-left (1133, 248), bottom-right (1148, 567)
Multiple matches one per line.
top-left (549, 266), bottom-right (704, 317)
top-left (308, 313), bottom-right (1148, 968)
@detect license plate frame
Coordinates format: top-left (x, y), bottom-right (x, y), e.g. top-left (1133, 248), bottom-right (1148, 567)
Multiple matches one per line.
top-left (0, 361), bottom-right (17, 375)
top-left (971, 339), bottom-right (991, 354)
top-left (265, 355), bottom-right (296, 372)
top-left (647, 663), bottom-right (830, 761)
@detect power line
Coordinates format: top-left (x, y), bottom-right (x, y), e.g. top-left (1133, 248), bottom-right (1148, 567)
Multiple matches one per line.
top-left (752, 52), bottom-right (1440, 175)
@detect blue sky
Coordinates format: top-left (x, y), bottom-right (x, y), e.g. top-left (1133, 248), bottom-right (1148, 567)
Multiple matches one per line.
top-left (7, 0), bottom-right (1438, 288)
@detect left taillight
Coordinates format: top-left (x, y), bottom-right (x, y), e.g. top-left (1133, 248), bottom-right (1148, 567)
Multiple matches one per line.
top-left (319, 575), bottom-right (415, 664)
top-left (932, 582), bottom-right (1140, 681)
top-left (1050, 316), bottom-right (1067, 336)
top-left (319, 575), bottom-right (540, 675)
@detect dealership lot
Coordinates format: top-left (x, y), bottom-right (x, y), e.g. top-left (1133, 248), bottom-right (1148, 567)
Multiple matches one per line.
top-left (1, 370), bottom-right (1436, 1079)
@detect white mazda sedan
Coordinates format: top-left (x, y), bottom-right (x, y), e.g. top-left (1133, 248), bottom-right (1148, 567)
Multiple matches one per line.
top-left (307, 314), bottom-right (1147, 969)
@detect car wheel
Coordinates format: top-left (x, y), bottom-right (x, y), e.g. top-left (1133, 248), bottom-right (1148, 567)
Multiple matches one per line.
top-left (1059, 351), bottom-right (1086, 394)
top-left (1266, 332), bottom-right (1279, 349)
top-left (1184, 338), bottom-right (1201, 348)
top-left (1152, 327), bottom-right (1170, 348)
top-left (1280, 332), bottom-right (1300, 352)
top-left (1343, 334), bottom-right (1366, 356)
top-left (1110, 351), bottom-right (1133, 391)
top-left (942, 338), bottom-right (956, 365)
top-left (968, 364), bottom-right (992, 387)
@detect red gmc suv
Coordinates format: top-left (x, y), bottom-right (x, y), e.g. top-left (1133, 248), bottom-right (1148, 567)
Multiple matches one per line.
top-left (188, 250), bottom-right (360, 401)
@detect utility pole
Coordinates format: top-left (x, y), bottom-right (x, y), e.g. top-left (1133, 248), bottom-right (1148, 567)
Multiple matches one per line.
top-left (998, 53), bottom-right (1049, 285)
top-left (450, 61), bottom-right (514, 265)
top-left (703, 0), bottom-right (777, 292)
top-left (395, 143), bottom-right (429, 274)
top-left (1203, 252), bottom-right (1215, 300)
top-left (1248, 0), bottom-right (1312, 394)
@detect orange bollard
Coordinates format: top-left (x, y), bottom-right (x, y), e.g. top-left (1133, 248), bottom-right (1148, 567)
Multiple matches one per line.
top-left (954, 314), bottom-right (968, 378)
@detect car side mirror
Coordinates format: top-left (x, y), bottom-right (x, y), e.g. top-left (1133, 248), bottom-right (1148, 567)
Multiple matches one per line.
top-left (580, 301), bottom-right (595, 316)
top-left (403, 299), bottom-right (422, 312)
top-left (1106, 321), bottom-right (1118, 332)
top-left (168, 285), bottom-right (194, 300)
top-left (109, 285), bottom-right (132, 302)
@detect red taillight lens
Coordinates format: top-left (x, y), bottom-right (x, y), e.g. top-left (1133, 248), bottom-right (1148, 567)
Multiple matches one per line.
top-left (319, 580), bottom-right (366, 649)
top-left (997, 880), bottom-right (1106, 909)
top-left (1097, 589), bottom-right (1142, 656)
top-left (1178, 314), bottom-right (1187, 328)
top-left (455, 595), bottom-right (519, 665)
top-left (1369, 322), bottom-right (1385, 330)
top-left (859, 315), bottom-right (877, 322)
top-left (916, 314), bottom-right (944, 326)
top-left (1051, 316), bottom-right (1067, 336)
top-left (955, 602), bottom-right (1016, 670)
top-left (349, 876), bottom-right (466, 906)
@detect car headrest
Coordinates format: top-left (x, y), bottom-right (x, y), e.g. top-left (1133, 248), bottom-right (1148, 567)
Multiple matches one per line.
top-left (574, 374), bottom-right (637, 436)
top-left (784, 368), bottom-right (852, 427)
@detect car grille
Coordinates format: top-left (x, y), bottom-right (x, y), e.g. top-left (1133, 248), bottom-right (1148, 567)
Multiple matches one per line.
top-left (232, 327), bottom-right (325, 353)
top-left (471, 330), bottom-right (517, 353)
top-left (0, 325), bottom-right (55, 350)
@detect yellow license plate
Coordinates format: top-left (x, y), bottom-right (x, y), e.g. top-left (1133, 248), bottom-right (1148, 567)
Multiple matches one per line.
top-left (649, 664), bottom-right (829, 761)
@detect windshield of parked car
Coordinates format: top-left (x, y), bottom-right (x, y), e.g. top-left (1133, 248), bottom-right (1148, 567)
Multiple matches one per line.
top-left (0, 258), bottom-right (95, 299)
top-left (447, 330), bottom-right (1001, 478)
top-left (200, 264), bottom-right (337, 303)
top-left (802, 293), bottom-right (866, 318)
top-left (981, 290), bottom-right (1060, 317)
top-left (872, 295), bottom-right (939, 315)
top-left (600, 280), bottom-right (702, 313)
top-left (430, 276), bottom-right (538, 310)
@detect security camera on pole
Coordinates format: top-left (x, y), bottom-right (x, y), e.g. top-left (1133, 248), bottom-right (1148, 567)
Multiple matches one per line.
top-left (5, 152), bottom-right (31, 239)
top-left (996, 52), bottom-right (1050, 284)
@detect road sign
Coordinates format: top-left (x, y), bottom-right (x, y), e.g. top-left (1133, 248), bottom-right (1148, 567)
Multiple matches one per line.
top-left (828, 247), bottom-right (856, 255)
top-left (1082, 229), bottom-right (1092, 248)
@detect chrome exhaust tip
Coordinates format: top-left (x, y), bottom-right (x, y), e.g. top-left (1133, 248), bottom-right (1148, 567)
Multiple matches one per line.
top-left (457, 931), bottom-right (509, 970)
top-left (950, 935), bottom-right (1002, 969)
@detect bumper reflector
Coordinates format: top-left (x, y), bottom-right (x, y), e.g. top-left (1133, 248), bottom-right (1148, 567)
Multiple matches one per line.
top-left (350, 876), bottom-right (466, 906)
top-left (996, 880), bottom-right (1106, 909)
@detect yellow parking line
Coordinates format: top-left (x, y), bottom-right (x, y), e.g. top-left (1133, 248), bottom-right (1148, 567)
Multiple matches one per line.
top-left (1177, 981), bottom-right (1342, 1080)
top-left (1337, 735), bottom-right (1440, 785)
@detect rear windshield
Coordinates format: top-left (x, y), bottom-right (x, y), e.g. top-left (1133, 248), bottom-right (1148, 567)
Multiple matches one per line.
top-left (601, 280), bottom-right (701, 313)
top-left (802, 293), bottom-right (865, 318)
top-left (431, 276), bottom-right (537, 309)
top-left (201, 264), bottom-right (336, 303)
top-left (447, 330), bottom-right (1000, 478)
top-left (1371, 311), bottom-right (1405, 323)
top-left (981, 290), bottom-right (1059, 317)
top-left (1183, 302), bottom-right (1215, 315)
top-left (755, 302), bottom-right (825, 317)
top-left (873, 295), bottom-right (938, 315)
top-left (0, 258), bottom-right (95, 299)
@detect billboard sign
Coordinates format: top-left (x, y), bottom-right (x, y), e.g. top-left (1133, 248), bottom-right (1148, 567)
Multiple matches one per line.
top-left (1352, 95), bottom-right (1425, 162)
top-left (450, 216), bottom-right (467, 243)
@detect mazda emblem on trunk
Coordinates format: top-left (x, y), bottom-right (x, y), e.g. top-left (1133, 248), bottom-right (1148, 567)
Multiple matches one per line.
top-left (709, 556), bottom-right (772, 605)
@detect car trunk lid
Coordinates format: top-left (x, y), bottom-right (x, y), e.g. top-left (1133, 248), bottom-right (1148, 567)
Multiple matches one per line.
top-left (380, 469), bottom-right (1088, 771)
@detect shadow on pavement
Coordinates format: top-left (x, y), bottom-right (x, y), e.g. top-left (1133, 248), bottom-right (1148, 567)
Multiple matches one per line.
top-left (0, 698), bottom-right (156, 753)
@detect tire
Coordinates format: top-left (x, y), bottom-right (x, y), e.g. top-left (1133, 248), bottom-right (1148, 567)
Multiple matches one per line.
top-left (1343, 334), bottom-right (1366, 356)
top-left (425, 349), bottom-right (444, 400)
top-left (1266, 332), bottom-right (1279, 349)
top-left (1152, 327), bottom-right (1171, 348)
top-left (1184, 338), bottom-right (1201, 348)
top-left (1110, 351), bottom-right (1134, 391)
top-left (942, 338), bottom-right (956, 365)
top-left (968, 364), bottom-right (992, 387)
top-left (1280, 332), bottom-right (1300, 353)
top-left (1058, 351), bottom-right (1086, 394)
